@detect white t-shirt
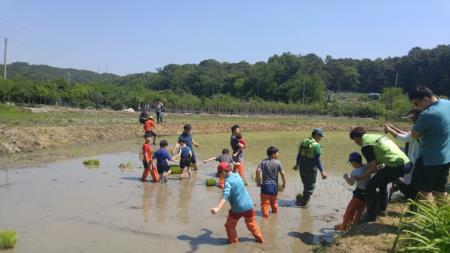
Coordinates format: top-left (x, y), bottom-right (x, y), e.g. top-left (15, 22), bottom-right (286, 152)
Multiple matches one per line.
top-left (396, 132), bottom-right (420, 164)
top-left (351, 164), bottom-right (370, 190)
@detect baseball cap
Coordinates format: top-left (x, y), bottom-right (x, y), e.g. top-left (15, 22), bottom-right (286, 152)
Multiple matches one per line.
top-left (217, 162), bottom-right (231, 172)
top-left (348, 152), bottom-right (362, 163)
top-left (312, 128), bottom-right (325, 137)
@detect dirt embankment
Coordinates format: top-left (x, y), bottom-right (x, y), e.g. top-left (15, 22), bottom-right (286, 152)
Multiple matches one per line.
top-left (1, 105), bottom-right (389, 157)
top-left (0, 119), bottom-right (382, 157)
top-left (315, 202), bottom-right (405, 253)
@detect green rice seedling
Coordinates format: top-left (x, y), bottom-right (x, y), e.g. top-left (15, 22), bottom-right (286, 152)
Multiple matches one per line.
top-left (126, 161), bottom-right (133, 169)
top-left (205, 178), bottom-right (217, 187)
top-left (0, 230), bottom-right (17, 249)
top-left (296, 193), bottom-right (303, 203)
top-left (170, 165), bottom-right (182, 174)
top-left (278, 185), bottom-right (284, 192)
top-left (83, 159), bottom-right (100, 166)
top-left (394, 200), bottom-right (450, 253)
top-left (118, 161), bottom-right (133, 171)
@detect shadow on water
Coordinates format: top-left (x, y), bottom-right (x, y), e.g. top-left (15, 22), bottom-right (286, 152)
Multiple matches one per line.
top-left (343, 223), bottom-right (398, 237)
top-left (288, 228), bottom-right (334, 245)
top-left (178, 229), bottom-right (255, 253)
top-left (278, 199), bottom-right (300, 208)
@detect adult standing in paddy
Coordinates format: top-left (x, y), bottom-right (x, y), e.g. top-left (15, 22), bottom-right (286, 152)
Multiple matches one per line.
top-left (350, 127), bottom-right (409, 222)
top-left (295, 128), bottom-right (328, 207)
top-left (409, 87), bottom-right (450, 205)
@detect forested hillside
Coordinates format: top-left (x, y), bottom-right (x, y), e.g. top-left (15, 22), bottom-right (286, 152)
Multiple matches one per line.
top-left (1, 45), bottom-right (449, 117)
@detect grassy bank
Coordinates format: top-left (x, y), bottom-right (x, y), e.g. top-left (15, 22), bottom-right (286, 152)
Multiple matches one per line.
top-left (1, 105), bottom-right (408, 157)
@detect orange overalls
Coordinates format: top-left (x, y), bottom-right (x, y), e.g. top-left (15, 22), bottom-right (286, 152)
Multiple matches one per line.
top-left (334, 197), bottom-right (366, 231)
top-left (141, 143), bottom-right (159, 182)
top-left (225, 209), bottom-right (263, 244)
top-left (260, 194), bottom-right (278, 218)
top-left (233, 163), bottom-right (246, 178)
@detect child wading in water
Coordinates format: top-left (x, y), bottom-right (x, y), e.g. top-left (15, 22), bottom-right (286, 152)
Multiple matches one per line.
top-left (173, 139), bottom-right (193, 180)
top-left (141, 134), bottom-right (159, 182)
top-left (211, 165), bottom-right (264, 244)
top-left (153, 140), bottom-right (177, 183)
top-left (203, 148), bottom-right (234, 188)
top-left (334, 152), bottom-right (369, 231)
top-left (143, 115), bottom-right (161, 145)
top-left (256, 146), bottom-right (287, 218)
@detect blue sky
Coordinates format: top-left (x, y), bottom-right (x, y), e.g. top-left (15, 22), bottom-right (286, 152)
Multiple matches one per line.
top-left (1, 0), bottom-right (450, 75)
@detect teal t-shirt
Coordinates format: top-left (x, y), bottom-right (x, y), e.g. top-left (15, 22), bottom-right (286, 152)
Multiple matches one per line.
top-left (413, 99), bottom-right (450, 166)
top-left (223, 173), bottom-right (254, 213)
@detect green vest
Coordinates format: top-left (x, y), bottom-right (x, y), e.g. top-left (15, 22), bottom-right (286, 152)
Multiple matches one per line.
top-left (361, 134), bottom-right (409, 167)
top-left (299, 137), bottom-right (320, 159)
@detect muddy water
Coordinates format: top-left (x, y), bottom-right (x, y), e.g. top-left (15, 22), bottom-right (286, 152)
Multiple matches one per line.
top-left (1, 131), bottom-right (359, 253)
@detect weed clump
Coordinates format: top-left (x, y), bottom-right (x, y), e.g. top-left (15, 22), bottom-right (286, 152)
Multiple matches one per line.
top-left (205, 178), bottom-right (217, 187)
top-left (0, 230), bottom-right (17, 249)
top-left (83, 159), bottom-right (100, 166)
top-left (170, 165), bottom-right (182, 174)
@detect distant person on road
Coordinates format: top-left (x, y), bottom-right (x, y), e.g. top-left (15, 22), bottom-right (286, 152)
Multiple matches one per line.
top-left (295, 128), bottom-right (328, 207)
top-left (153, 140), bottom-right (178, 183)
top-left (335, 152), bottom-right (369, 231)
top-left (173, 124), bottom-right (199, 170)
top-left (409, 87), bottom-right (450, 205)
top-left (143, 115), bottom-right (161, 145)
top-left (350, 126), bottom-right (409, 222)
top-left (155, 101), bottom-right (164, 124)
top-left (384, 108), bottom-right (422, 201)
top-left (210, 164), bottom-right (264, 244)
top-left (255, 146), bottom-right (286, 218)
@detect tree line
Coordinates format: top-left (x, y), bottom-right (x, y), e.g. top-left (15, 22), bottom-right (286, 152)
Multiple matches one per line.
top-left (1, 45), bottom-right (449, 118)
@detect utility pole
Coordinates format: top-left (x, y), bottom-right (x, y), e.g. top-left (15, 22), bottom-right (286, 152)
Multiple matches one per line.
top-left (394, 72), bottom-right (399, 88)
top-left (3, 37), bottom-right (7, 80)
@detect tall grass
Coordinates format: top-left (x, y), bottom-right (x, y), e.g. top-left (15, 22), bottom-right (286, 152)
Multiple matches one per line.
top-left (393, 200), bottom-right (450, 253)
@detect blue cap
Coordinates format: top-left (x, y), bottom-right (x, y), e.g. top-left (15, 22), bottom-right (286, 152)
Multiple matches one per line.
top-left (348, 152), bottom-right (362, 163)
top-left (312, 128), bottom-right (325, 137)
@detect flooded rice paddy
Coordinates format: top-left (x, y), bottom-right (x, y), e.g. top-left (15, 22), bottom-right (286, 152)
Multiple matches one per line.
top-left (1, 131), bottom-right (361, 253)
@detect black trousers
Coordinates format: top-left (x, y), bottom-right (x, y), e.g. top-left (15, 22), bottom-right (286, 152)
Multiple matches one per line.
top-left (156, 111), bottom-right (163, 124)
top-left (366, 165), bottom-right (404, 219)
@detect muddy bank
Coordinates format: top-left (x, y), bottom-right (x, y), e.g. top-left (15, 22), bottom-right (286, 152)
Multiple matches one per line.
top-left (0, 113), bottom-right (387, 157)
top-left (316, 202), bottom-right (405, 253)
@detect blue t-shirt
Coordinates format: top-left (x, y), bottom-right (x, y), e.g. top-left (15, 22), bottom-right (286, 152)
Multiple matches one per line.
top-left (153, 148), bottom-right (172, 165)
top-left (223, 173), bottom-right (254, 213)
top-left (180, 146), bottom-right (192, 158)
top-left (178, 133), bottom-right (195, 156)
top-left (413, 99), bottom-right (450, 166)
